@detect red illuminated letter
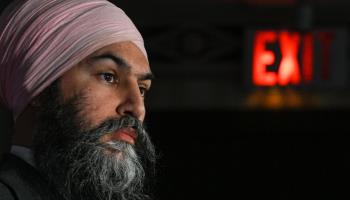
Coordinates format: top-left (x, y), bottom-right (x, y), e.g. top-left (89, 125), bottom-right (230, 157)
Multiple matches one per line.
top-left (252, 31), bottom-right (277, 86)
top-left (302, 33), bottom-right (314, 83)
top-left (278, 31), bottom-right (301, 85)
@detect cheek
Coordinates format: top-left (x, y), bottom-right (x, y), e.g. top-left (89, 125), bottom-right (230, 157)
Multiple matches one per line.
top-left (78, 86), bottom-right (119, 128)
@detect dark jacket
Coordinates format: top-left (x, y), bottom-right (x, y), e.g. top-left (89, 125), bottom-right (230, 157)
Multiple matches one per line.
top-left (0, 154), bottom-right (57, 200)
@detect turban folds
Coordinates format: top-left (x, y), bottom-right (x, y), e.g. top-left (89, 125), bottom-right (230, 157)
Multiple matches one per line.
top-left (0, 0), bottom-right (147, 119)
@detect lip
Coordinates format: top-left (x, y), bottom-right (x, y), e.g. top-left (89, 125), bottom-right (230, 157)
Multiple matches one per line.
top-left (111, 127), bottom-right (137, 145)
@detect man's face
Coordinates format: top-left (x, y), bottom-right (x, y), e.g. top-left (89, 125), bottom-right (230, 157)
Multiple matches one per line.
top-left (32, 41), bottom-right (155, 200)
top-left (60, 41), bottom-right (152, 134)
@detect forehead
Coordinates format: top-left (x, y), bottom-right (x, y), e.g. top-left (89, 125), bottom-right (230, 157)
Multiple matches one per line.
top-left (90, 41), bottom-right (150, 73)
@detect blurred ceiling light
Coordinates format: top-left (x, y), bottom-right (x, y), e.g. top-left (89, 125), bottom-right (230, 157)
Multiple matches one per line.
top-left (245, 88), bottom-right (319, 109)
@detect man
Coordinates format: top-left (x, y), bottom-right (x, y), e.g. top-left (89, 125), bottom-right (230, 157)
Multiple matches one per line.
top-left (0, 0), bottom-right (156, 200)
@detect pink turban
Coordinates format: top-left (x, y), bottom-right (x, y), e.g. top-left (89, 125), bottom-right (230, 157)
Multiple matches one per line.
top-left (0, 0), bottom-right (147, 119)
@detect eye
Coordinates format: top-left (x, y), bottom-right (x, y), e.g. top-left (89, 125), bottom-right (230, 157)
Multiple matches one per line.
top-left (139, 87), bottom-right (148, 97)
top-left (100, 73), bottom-right (117, 84)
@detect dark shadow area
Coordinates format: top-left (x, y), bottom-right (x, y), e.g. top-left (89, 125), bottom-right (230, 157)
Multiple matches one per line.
top-left (0, 106), bottom-right (13, 160)
top-left (147, 109), bottom-right (350, 200)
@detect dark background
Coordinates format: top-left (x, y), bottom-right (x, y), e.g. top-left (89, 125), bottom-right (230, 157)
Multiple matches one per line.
top-left (120, 0), bottom-right (350, 199)
top-left (147, 110), bottom-right (350, 200)
top-left (2, 0), bottom-right (350, 199)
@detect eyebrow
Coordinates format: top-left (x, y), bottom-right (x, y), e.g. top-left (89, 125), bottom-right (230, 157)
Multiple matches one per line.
top-left (139, 72), bottom-right (155, 81)
top-left (91, 53), bottom-right (154, 81)
top-left (92, 53), bottom-right (130, 70)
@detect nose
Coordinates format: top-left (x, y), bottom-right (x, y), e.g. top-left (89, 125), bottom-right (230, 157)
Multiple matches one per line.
top-left (116, 83), bottom-right (145, 121)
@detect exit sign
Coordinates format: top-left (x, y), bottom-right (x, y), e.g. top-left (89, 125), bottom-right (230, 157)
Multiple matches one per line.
top-left (245, 29), bottom-right (348, 87)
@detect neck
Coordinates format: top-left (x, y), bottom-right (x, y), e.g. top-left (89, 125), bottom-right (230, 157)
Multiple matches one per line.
top-left (12, 106), bottom-right (37, 147)
top-left (0, 105), bottom-right (14, 156)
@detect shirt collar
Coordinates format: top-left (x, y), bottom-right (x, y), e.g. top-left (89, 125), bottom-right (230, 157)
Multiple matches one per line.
top-left (10, 145), bottom-right (35, 167)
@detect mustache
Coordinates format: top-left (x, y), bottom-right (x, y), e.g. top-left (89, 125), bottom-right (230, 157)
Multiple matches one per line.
top-left (82, 115), bottom-right (147, 143)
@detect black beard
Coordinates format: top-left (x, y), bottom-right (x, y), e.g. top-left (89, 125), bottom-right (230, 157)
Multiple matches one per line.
top-left (32, 81), bottom-right (156, 200)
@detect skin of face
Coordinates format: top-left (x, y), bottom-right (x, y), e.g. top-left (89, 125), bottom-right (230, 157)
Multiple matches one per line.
top-left (58, 41), bottom-right (152, 144)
